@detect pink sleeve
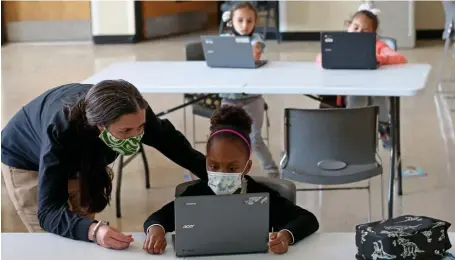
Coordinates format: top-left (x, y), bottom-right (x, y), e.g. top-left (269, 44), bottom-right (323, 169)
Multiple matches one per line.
top-left (315, 53), bottom-right (322, 64)
top-left (377, 45), bottom-right (407, 65)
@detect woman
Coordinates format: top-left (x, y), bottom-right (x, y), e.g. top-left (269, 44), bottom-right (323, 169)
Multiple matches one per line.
top-left (1, 80), bottom-right (207, 249)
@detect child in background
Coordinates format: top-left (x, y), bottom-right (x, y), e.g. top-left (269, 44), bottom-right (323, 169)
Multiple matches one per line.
top-left (220, 2), bottom-right (280, 178)
top-left (315, 3), bottom-right (407, 149)
top-left (142, 105), bottom-right (319, 255)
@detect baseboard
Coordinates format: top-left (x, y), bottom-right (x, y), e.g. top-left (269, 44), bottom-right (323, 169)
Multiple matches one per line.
top-left (278, 30), bottom-right (445, 42)
top-left (416, 29), bottom-right (444, 40)
top-left (93, 35), bottom-right (140, 44)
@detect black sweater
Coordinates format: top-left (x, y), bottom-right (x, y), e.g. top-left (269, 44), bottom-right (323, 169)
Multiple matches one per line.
top-left (144, 176), bottom-right (319, 244)
top-left (1, 83), bottom-right (207, 241)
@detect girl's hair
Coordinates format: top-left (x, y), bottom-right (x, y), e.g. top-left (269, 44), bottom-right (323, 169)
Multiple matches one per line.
top-left (351, 10), bottom-right (380, 31)
top-left (227, 2), bottom-right (258, 24)
top-left (208, 105), bottom-right (252, 155)
top-left (66, 79), bottom-right (148, 213)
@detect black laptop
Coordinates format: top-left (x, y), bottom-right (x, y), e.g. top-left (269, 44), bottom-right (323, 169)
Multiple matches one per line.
top-left (200, 35), bottom-right (268, 69)
top-left (321, 32), bottom-right (378, 70)
top-left (173, 193), bottom-right (270, 257)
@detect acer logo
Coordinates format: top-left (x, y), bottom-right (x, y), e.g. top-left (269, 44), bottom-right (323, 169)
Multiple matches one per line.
top-left (182, 225), bottom-right (195, 229)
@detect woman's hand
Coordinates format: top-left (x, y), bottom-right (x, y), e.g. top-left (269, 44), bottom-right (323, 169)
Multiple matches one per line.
top-left (253, 43), bottom-right (262, 61)
top-left (143, 226), bottom-right (167, 254)
top-left (268, 231), bottom-right (291, 254)
top-left (93, 225), bottom-right (134, 250)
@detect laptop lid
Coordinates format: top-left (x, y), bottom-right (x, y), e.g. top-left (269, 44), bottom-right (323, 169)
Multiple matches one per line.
top-left (174, 193), bottom-right (270, 257)
top-left (321, 32), bottom-right (377, 70)
top-left (200, 35), bottom-right (257, 68)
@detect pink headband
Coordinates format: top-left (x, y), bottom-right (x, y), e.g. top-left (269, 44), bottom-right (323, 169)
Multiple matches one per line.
top-left (209, 129), bottom-right (251, 151)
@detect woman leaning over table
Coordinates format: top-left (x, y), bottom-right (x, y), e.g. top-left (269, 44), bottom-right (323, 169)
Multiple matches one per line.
top-left (1, 80), bottom-right (207, 249)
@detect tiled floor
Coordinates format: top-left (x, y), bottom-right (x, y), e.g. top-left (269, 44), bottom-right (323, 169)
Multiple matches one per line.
top-left (2, 33), bottom-right (455, 233)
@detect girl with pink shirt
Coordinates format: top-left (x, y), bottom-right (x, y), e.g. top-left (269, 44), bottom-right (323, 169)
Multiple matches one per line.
top-left (316, 4), bottom-right (407, 149)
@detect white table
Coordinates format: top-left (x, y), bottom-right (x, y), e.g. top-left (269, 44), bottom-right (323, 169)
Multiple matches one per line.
top-left (2, 232), bottom-right (453, 259)
top-left (1, 233), bottom-right (179, 260)
top-left (82, 61), bottom-right (430, 96)
top-left (82, 61), bottom-right (432, 219)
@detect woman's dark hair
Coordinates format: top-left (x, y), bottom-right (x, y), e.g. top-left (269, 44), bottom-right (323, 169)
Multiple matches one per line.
top-left (351, 10), bottom-right (379, 31)
top-left (66, 79), bottom-right (148, 213)
top-left (208, 105), bottom-right (252, 155)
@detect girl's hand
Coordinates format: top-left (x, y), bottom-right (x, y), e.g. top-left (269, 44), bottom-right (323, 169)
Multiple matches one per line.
top-left (94, 225), bottom-right (134, 250)
top-left (143, 226), bottom-right (167, 254)
top-left (268, 231), bottom-right (291, 254)
top-left (253, 43), bottom-right (262, 61)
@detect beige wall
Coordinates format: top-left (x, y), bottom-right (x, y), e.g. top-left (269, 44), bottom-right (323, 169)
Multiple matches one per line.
top-left (91, 0), bottom-right (136, 36)
top-left (279, 1), bottom-right (445, 32)
top-left (415, 1), bottom-right (445, 30)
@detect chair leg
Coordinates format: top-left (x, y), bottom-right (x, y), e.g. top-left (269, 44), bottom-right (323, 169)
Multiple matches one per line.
top-left (367, 179), bottom-right (372, 222)
top-left (183, 96), bottom-right (187, 137)
top-left (116, 155), bottom-right (124, 218)
top-left (218, 20), bottom-right (225, 34)
top-left (192, 113), bottom-right (196, 148)
top-left (274, 5), bottom-right (281, 43)
top-left (140, 144), bottom-right (150, 189)
top-left (380, 174), bottom-right (385, 220)
top-left (264, 8), bottom-right (271, 39)
top-left (438, 22), bottom-right (453, 88)
top-left (265, 109), bottom-right (270, 147)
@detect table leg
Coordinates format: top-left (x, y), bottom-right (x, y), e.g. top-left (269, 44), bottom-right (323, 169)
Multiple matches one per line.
top-left (396, 97), bottom-right (403, 196)
top-left (388, 97), bottom-right (397, 219)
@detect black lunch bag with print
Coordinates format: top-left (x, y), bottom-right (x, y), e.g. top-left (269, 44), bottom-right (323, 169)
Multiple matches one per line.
top-left (356, 215), bottom-right (452, 260)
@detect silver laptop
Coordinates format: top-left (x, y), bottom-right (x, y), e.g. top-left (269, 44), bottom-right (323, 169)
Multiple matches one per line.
top-left (173, 193), bottom-right (270, 257)
top-left (200, 35), bottom-right (268, 69)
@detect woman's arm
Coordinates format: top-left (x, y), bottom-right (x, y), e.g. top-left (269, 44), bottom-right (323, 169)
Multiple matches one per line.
top-left (270, 193), bottom-right (319, 244)
top-left (141, 106), bottom-right (207, 180)
top-left (37, 124), bottom-right (96, 241)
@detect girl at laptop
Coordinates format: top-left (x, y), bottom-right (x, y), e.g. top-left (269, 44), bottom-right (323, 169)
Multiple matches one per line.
top-left (142, 105), bottom-right (319, 255)
top-left (315, 3), bottom-right (407, 149)
top-left (219, 2), bottom-right (280, 178)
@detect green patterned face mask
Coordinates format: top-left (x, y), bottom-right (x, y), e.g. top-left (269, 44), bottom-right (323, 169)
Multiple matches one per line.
top-left (99, 129), bottom-right (144, 156)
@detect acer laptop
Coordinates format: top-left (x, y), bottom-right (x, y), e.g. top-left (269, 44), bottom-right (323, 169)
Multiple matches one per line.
top-left (173, 193), bottom-right (270, 257)
top-left (321, 32), bottom-right (378, 70)
top-left (200, 35), bottom-right (268, 69)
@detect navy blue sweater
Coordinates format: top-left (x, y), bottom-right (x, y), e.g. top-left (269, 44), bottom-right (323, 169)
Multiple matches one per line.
top-left (1, 83), bottom-right (207, 241)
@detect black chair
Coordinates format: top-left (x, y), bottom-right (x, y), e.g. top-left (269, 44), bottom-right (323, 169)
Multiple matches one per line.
top-left (218, 1), bottom-right (281, 43)
top-left (176, 176), bottom-right (296, 203)
top-left (115, 144), bottom-right (150, 218)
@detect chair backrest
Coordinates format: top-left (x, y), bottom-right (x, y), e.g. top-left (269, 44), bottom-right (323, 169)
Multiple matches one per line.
top-left (282, 107), bottom-right (379, 177)
top-left (379, 36), bottom-right (397, 51)
top-left (185, 42), bottom-right (205, 61)
top-left (175, 176), bottom-right (297, 204)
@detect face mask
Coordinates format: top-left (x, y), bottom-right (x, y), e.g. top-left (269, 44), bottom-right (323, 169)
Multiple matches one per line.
top-left (207, 161), bottom-right (250, 195)
top-left (99, 129), bottom-right (143, 156)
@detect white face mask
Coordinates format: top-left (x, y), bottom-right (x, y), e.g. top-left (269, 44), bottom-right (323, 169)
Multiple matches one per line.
top-left (207, 161), bottom-right (250, 195)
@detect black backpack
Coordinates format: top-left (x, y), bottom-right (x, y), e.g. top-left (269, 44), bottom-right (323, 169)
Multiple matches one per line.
top-left (356, 215), bottom-right (452, 260)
